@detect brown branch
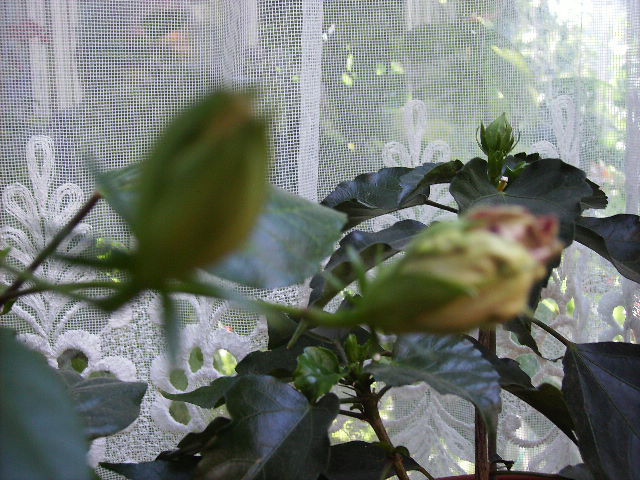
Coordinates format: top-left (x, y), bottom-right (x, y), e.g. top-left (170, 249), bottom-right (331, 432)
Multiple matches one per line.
top-left (475, 328), bottom-right (496, 480)
top-left (415, 463), bottom-right (436, 480)
top-left (376, 385), bottom-right (392, 400)
top-left (338, 409), bottom-right (365, 420)
top-left (423, 199), bottom-right (459, 214)
top-left (0, 192), bottom-right (102, 308)
top-left (357, 383), bottom-right (411, 480)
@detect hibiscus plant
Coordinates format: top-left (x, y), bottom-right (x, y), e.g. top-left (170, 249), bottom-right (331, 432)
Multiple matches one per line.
top-left (1, 91), bottom-right (638, 480)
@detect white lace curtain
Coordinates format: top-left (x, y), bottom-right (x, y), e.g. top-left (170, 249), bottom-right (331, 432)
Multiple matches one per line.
top-left (1, 0), bottom-right (639, 478)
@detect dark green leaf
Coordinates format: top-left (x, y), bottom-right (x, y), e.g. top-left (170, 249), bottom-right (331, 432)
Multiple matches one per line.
top-left (209, 187), bottom-right (346, 289)
top-left (503, 315), bottom-right (543, 357)
top-left (580, 179), bottom-right (608, 210)
top-left (236, 336), bottom-right (333, 378)
top-left (398, 160), bottom-right (463, 203)
top-left (58, 368), bottom-right (85, 387)
top-left (319, 441), bottom-right (421, 480)
top-left (504, 300), bottom-right (562, 359)
top-left (365, 334), bottom-right (501, 432)
top-left (505, 152), bottom-right (541, 166)
top-left (309, 220), bottom-right (426, 307)
top-left (0, 328), bottom-right (90, 480)
top-left (69, 377), bottom-right (147, 439)
top-left (170, 418), bottom-right (231, 457)
top-left (558, 464), bottom-right (595, 480)
top-left (322, 161), bottom-right (461, 230)
top-left (450, 157), bottom-right (593, 244)
top-left (155, 418), bottom-right (231, 463)
top-left (575, 215), bottom-right (640, 283)
top-left (293, 347), bottom-right (344, 401)
top-left (102, 457), bottom-right (199, 480)
top-left (197, 375), bottom-right (339, 480)
top-left (162, 376), bottom-right (238, 409)
top-left (1, 298), bottom-right (15, 315)
top-left (470, 339), bottom-right (576, 442)
top-left (266, 311), bottom-right (299, 349)
top-left (562, 342), bottom-right (640, 480)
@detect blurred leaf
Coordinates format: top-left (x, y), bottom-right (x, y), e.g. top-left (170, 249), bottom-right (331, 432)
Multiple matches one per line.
top-left (365, 334), bottom-right (501, 432)
top-left (319, 441), bottom-right (421, 480)
top-left (67, 376), bottom-right (147, 440)
top-left (162, 376), bottom-right (238, 409)
top-left (293, 347), bottom-right (345, 401)
top-left (309, 219), bottom-right (425, 307)
top-left (0, 329), bottom-right (90, 480)
top-left (1, 299), bottom-right (15, 315)
top-left (197, 375), bottom-right (338, 480)
top-left (210, 187), bottom-right (346, 289)
top-left (322, 161), bottom-right (461, 230)
top-left (102, 457), bottom-right (199, 480)
top-left (95, 163), bottom-right (139, 223)
top-left (563, 342), bottom-right (640, 480)
top-left (450, 157), bottom-right (593, 244)
top-left (575, 215), bottom-right (640, 283)
top-left (491, 45), bottom-right (532, 76)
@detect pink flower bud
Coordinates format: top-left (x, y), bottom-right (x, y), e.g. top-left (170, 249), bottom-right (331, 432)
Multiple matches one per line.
top-left (342, 206), bottom-right (563, 334)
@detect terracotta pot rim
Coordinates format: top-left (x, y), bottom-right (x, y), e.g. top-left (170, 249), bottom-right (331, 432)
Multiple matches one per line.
top-left (436, 472), bottom-right (569, 480)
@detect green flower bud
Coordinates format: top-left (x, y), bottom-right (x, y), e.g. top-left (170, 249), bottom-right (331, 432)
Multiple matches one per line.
top-left (132, 91), bottom-right (269, 286)
top-left (478, 113), bottom-right (518, 185)
top-left (479, 113), bottom-right (516, 156)
top-left (344, 207), bottom-right (561, 334)
top-left (344, 333), bottom-right (364, 363)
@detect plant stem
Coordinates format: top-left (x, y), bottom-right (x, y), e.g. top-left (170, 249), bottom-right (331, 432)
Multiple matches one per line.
top-left (338, 409), bottom-right (365, 420)
top-left (357, 382), bottom-right (411, 480)
top-left (415, 464), bottom-right (436, 480)
top-left (423, 199), bottom-right (458, 214)
top-left (339, 397), bottom-right (366, 404)
top-left (287, 319), bottom-right (310, 349)
top-left (376, 385), bottom-right (392, 400)
top-left (0, 280), bottom-right (121, 304)
top-left (0, 192), bottom-right (101, 308)
top-left (530, 317), bottom-right (571, 346)
top-left (475, 328), bottom-right (495, 480)
top-left (475, 409), bottom-right (490, 480)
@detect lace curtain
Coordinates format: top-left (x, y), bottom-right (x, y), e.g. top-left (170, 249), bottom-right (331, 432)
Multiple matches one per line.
top-left (1, 0), bottom-right (638, 477)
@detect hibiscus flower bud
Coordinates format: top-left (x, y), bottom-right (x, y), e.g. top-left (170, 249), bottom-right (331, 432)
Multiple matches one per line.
top-left (479, 113), bottom-right (516, 157)
top-left (132, 91), bottom-right (269, 287)
top-left (344, 206), bottom-right (562, 334)
top-left (465, 206), bottom-right (563, 265)
top-left (478, 113), bottom-right (519, 185)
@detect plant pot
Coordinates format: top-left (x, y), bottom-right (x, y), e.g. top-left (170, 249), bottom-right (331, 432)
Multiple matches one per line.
top-left (437, 473), bottom-right (568, 480)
